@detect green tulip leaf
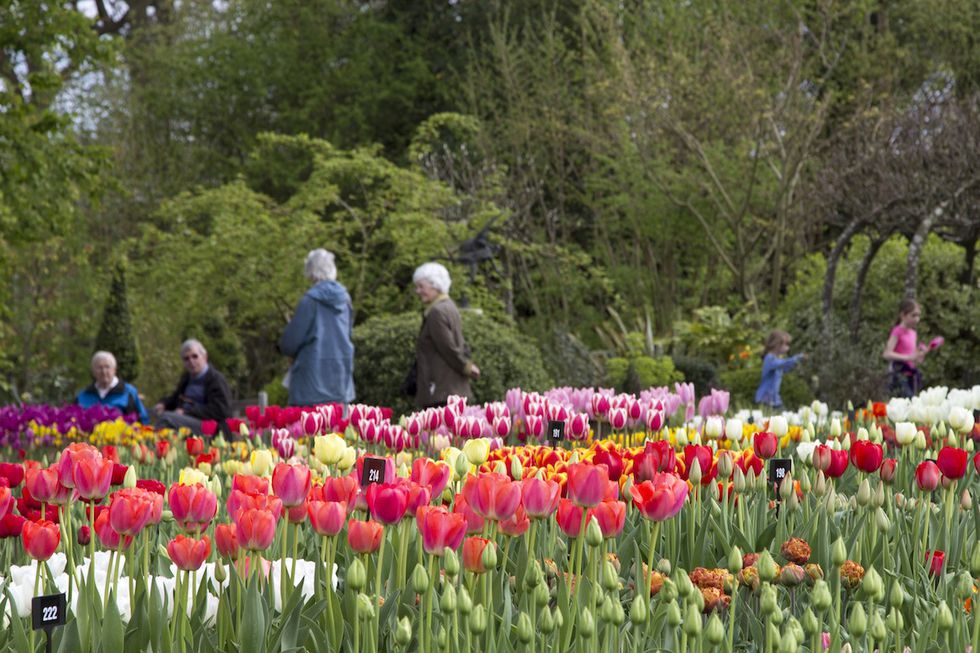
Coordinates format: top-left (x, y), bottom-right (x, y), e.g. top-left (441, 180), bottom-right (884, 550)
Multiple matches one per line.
top-left (240, 580), bottom-right (268, 653)
top-left (101, 590), bottom-right (125, 653)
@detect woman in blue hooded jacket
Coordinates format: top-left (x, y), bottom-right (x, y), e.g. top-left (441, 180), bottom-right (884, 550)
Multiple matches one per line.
top-left (280, 249), bottom-right (355, 406)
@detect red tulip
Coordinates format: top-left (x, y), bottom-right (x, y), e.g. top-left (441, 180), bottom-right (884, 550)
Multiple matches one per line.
top-left (57, 442), bottom-right (99, 489)
top-left (824, 448), bottom-right (849, 478)
top-left (753, 432), bottom-right (778, 460)
top-left (404, 481), bottom-right (431, 514)
top-left (201, 420), bottom-right (218, 437)
top-left (317, 476), bottom-right (359, 510)
top-left (185, 437), bottom-right (205, 456)
top-left (101, 446), bottom-right (120, 463)
top-left (462, 473), bottom-right (522, 521)
top-left (416, 505), bottom-right (467, 555)
top-left (568, 413), bottom-right (590, 440)
top-left (566, 463), bottom-right (609, 508)
top-left (593, 447), bottom-right (625, 482)
top-left (77, 525), bottom-right (91, 546)
top-left (168, 534), bottom-right (212, 571)
top-left (915, 461), bottom-right (941, 492)
top-left (309, 501), bottom-right (347, 537)
top-left (879, 458), bottom-right (897, 484)
top-left (591, 500), bottom-right (626, 538)
top-left (236, 508), bottom-right (277, 552)
top-left (850, 440), bottom-right (884, 474)
top-left (608, 408), bottom-right (628, 430)
top-left (365, 482), bottom-right (409, 524)
top-left (974, 451), bottom-right (980, 476)
top-left (227, 490), bottom-right (283, 522)
top-left (136, 478), bottom-right (167, 496)
top-left (452, 493), bottom-right (485, 534)
top-left (109, 488), bottom-right (154, 536)
top-left (629, 473), bottom-right (689, 521)
top-left (272, 463), bottom-right (312, 507)
top-left (233, 474), bottom-right (270, 496)
top-left (0, 486), bottom-right (10, 519)
top-left (286, 503), bottom-right (308, 524)
top-left (498, 504), bottom-right (531, 537)
top-left (347, 518), bottom-right (383, 554)
top-left (155, 440), bottom-right (171, 460)
top-left (936, 447), bottom-right (968, 480)
top-left (0, 462), bottom-right (24, 488)
top-left (215, 523), bottom-right (240, 560)
top-left (168, 483), bottom-right (218, 533)
top-left (72, 455), bottom-right (114, 501)
top-left (21, 519), bottom-right (60, 560)
top-left (462, 536), bottom-right (494, 573)
top-left (0, 512), bottom-right (26, 538)
top-left (410, 459), bottom-right (451, 498)
top-left (24, 467), bottom-right (60, 504)
top-left (926, 550), bottom-right (944, 577)
top-left (556, 498), bottom-right (586, 538)
top-left (110, 463), bottom-right (129, 486)
top-left (94, 509), bottom-right (132, 550)
top-left (682, 445), bottom-right (716, 484)
top-left (520, 477), bottom-right (561, 519)
top-left (632, 440), bottom-right (676, 481)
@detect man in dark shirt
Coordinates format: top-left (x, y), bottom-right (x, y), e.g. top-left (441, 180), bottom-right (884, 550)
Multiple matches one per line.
top-left (154, 339), bottom-right (233, 435)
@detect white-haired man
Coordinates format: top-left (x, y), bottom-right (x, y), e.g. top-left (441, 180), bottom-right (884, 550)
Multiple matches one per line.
top-left (279, 249), bottom-right (355, 405)
top-left (154, 339), bottom-right (233, 434)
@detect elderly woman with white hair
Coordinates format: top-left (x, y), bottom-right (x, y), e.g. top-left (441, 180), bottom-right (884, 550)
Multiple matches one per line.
top-left (411, 262), bottom-right (480, 408)
top-left (76, 351), bottom-right (150, 422)
top-left (280, 248), bottom-right (355, 405)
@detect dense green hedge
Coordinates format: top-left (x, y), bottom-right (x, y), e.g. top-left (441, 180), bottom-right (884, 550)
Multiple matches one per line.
top-left (352, 310), bottom-right (552, 417)
top-left (719, 366), bottom-right (814, 410)
top-left (603, 356), bottom-right (683, 393)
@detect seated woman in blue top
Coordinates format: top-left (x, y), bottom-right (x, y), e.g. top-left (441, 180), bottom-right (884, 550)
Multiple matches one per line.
top-left (76, 351), bottom-right (150, 422)
top-left (754, 330), bottom-right (806, 411)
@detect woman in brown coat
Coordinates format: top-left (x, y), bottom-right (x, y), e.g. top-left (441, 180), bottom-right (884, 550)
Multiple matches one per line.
top-left (412, 262), bottom-right (481, 408)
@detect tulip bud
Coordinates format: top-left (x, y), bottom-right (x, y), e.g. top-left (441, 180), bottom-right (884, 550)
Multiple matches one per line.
top-left (538, 607), bottom-right (555, 634)
top-left (440, 584), bottom-right (456, 612)
top-left (598, 595), bottom-right (615, 623)
top-left (630, 594), bottom-right (648, 625)
top-left (936, 600), bottom-right (954, 631)
top-left (660, 577), bottom-right (678, 602)
top-left (888, 579), bottom-right (903, 609)
top-left (811, 579), bottom-right (832, 612)
top-left (767, 620), bottom-right (780, 643)
top-left (874, 507), bottom-right (891, 534)
top-left (468, 604), bottom-right (487, 634)
top-left (523, 560), bottom-right (543, 590)
top-left (798, 471), bottom-right (811, 494)
top-left (516, 612), bottom-right (533, 644)
top-left (848, 602), bottom-right (867, 638)
top-left (585, 516), bottom-right (603, 548)
top-left (675, 570), bottom-right (694, 599)
top-left (801, 608), bottom-right (819, 635)
top-left (813, 472), bottom-right (827, 497)
top-left (533, 581), bottom-right (549, 608)
top-left (831, 537), bottom-right (847, 566)
top-left (955, 571), bottom-right (973, 599)
top-left (779, 632), bottom-right (798, 653)
top-left (745, 468), bottom-right (757, 493)
top-left (612, 600), bottom-right (625, 626)
top-left (122, 465), bottom-right (137, 489)
top-left (395, 617), bottom-right (412, 645)
top-left (757, 551), bottom-right (778, 583)
top-left (728, 546), bottom-right (743, 574)
top-left (347, 558), bottom-right (367, 591)
top-left (856, 427), bottom-right (868, 441)
top-left (444, 548), bottom-right (460, 578)
top-left (689, 458), bottom-right (702, 486)
top-left (602, 560), bottom-right (619, 591)
top-left (214, 559), bottom-right (227, 583)
top-left (885, 606), bottom-right (903, 632)
top-left (760, 584), bottom-right (779, 616)
top-left (839, 644), bottom-right (852, 653)
top-left (435, 626), bottom-right (447, 648)
top-left (705, 612), bottom-right (724, 645)
top-left (666, 600), bottom-right (682, 627)
top-left (970, 541), bottom-right (980, 577)
top-left (862, 567), bottom-right (884, 602)
top-left (458, 586), bottom-right (473, 614)
top-left (412, 563), bottom-right (430, 594)
top-left (717, 452), bottom-right (733, 480)
top-left (454, 452), bottom-right (470, 479)
top-left (914, 431), bottom-right (927, 450)
top-left (510, 456), bottom-right (523, 480)
top-left (733, 467), bottom-right (746, 493)
top-left (870, 611), bottom-right (886, 642)
top-left (856, 479), bottom-right (871, 507)
top-left (356, 593), bottom-right (375, 620)
top-left (682, 602), bottom-right (701, 638)
top-left (779, 473), bottom-right (794, 501)
top-left (481, 541), bottom-right (498, 569)
top-left (830, 418), bottom-right (841, 438)
top-left (657, 558), bottom-right (672, 576)
top-left (961, 489), bottom-right (973, 511)
top-left (554, 605), bottom-right (564, 629)
top-left (579, 607), bottom-right (595, 638)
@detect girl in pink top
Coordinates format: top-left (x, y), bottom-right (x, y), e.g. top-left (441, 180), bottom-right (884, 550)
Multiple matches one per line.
top-left (882, 298), bottom-right (933, 397)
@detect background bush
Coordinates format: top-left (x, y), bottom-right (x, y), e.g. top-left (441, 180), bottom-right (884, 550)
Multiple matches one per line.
top-left (670, 355), bottom-right (721, 397)
top-left (602, 356), bottom-right (683, 393)
top-left (719, 366), bottom-right (815, 410)
top-left (353, 310), bottom-right (553, 417)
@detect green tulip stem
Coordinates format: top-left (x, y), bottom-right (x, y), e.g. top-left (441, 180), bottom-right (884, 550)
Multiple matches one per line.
top-left (943, 483), bottom-right (956, 552)
top-left (646, 520), bottom-right (661, 596)
top-left (922, 494), bottom-right (932, 555)
top-left (526, 520), bottom-right (538, 564)
top-left (279, 517), bottom-right (288, 612)
top-left (727, 582), bottom-right (738, 652)
top-left (374, 530), bottom-right (386, 644)
top-left (971, 596), bottom-right (980, 653)
top-left (424, 554), bottom-right (437, 653)
top-left (291, 521), bottom-right (300, 590)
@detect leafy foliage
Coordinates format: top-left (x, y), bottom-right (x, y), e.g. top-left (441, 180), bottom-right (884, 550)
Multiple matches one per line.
top-left (94, 261), bottom-right (141, 383)
top-left (719, 366), bottom-right (815, 410)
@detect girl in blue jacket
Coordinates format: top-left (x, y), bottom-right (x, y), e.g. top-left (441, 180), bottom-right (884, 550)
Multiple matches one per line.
top-left (754, 330), bottom-right (805, 410)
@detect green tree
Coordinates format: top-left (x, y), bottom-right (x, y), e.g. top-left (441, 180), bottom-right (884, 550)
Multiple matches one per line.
top-left (94, 261), bottom-right (141, 382)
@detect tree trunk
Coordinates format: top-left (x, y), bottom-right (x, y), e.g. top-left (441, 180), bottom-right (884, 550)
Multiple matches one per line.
top-left (849, 235), bottom-right (888, 342)
top-left (959, 224), bottom-right (978, 286)
top-left (904, 211), bottom-right (941, 299)
top-left (821, 216), bottom-right (864, 348)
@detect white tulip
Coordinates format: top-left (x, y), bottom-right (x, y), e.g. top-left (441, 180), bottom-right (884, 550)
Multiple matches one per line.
top-left (769, 415), bottom-right (788, 438)
top-left (948, 406), bottom-right (975, 434)
top-left (894, 422), bottom-right (916, 445)
top-left (725, 418), bottom-right (743, 441)
top-left (704, 417), bottom-right (723, 440)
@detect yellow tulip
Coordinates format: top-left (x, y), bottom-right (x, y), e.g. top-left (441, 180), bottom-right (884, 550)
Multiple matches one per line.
top-left (179, 467), bottom-right (208, 486)
top-left (463, 438), bottom-right (490, 466)
top-left (337, 447), bottom-right (357, 472)
top-left (314, 434), bottom-right (346, 466)
top-left (250, 449), bottom-right (274, 476)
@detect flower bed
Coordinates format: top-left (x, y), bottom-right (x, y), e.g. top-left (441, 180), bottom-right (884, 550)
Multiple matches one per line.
top-left (0, 385), bottom-right (978, 651)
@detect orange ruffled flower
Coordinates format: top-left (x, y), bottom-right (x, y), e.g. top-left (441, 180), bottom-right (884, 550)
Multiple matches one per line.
top-left (780, 537), bottom-right (812, 565)
top-left (840, 560), bottom-right (865, 590)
